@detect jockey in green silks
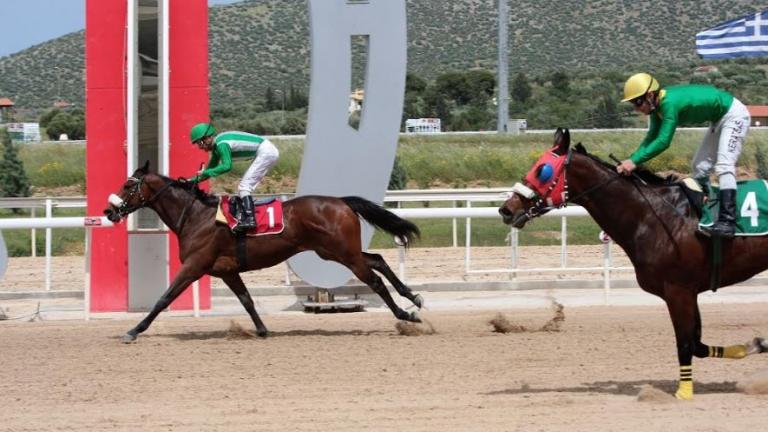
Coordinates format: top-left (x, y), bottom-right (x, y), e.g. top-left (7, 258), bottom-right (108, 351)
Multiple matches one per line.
top-left (188, 123), bottom-right (280, 231)
top-left (617, 73), bottom-right (751, 238)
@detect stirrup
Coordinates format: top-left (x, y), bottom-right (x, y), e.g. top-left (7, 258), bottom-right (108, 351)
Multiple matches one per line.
top-left (699, 222), bottom-right (735, 238)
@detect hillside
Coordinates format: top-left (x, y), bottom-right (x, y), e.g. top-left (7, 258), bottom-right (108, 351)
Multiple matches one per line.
top-left (0, 0), bottom-right (764, 113)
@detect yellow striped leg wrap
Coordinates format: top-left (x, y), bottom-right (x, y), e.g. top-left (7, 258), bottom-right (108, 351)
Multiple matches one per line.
top-left (675, 366), bottom-right (693, 400)
top-left (708, 345), bottom-right (747, 359)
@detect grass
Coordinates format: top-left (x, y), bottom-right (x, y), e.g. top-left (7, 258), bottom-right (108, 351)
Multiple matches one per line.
top-left (4, 129), bottom-right (768, 255)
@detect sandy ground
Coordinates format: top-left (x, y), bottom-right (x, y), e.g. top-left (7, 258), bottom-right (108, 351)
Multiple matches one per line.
top-left (0, 245), bottom-right (635, 292)
top-left (0, 304), bottom-right (767, 431)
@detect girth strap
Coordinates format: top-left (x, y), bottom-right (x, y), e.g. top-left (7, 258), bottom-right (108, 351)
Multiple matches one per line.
top-left (236, 232), bottom-right (248, 272)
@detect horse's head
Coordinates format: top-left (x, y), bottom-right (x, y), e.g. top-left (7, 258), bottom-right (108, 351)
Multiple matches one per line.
top-left (499, 128), bottom-right (572, 228)
top-left (103, 160), bottom-right (161, 222)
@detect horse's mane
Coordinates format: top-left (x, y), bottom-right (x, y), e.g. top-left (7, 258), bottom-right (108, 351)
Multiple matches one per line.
top-left (573, 143), bottom-right (681, 186)
top-left (152, 173), bottom-right (220, 207)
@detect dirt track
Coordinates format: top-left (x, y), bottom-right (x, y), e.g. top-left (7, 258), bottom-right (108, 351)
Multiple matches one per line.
top-left (1, 304), bottom-right (767, 431)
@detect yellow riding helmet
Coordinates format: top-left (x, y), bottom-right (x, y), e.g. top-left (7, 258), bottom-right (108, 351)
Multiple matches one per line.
top-left (622, 73), bottom-right (660, 102)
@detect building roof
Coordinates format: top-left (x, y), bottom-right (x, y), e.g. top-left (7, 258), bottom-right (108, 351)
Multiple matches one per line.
top-left (748, 105), bottom-right (768, 117)
top-left (0, 97), bottom-right (14, 107)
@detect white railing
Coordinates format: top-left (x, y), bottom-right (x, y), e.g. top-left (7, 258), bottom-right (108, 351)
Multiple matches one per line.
top-left (0, 216), bottom-right (113, 320)
top-left (0, 191), bottom-right (631, 292)
top-left (390, 205), bottom-right (632, 297)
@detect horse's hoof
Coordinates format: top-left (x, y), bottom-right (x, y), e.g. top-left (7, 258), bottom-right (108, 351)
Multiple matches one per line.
top-left (408, 311), bottom-right (422, 323)
top-left (121, 333), bottom-right (137, 344)
top-left (257, 329), bottom-right (268, 338)
top-left (413, 294), bottom-right (425, 309)
top-left (747, 337), bottom-right (768, 355)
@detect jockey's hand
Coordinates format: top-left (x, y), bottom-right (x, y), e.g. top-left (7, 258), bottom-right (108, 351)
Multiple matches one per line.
top-left (616, 159), bottom-right (636, 176)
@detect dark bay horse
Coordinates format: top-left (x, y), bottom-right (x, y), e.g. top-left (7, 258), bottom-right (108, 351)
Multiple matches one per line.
top-left (104, 162), bottom-right (423, 343)
top-left (499, 128), bottom-right (768, 400)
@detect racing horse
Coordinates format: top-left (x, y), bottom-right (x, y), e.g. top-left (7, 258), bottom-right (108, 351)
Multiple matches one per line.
top-left (104, 162), bottom-right (423, 343)
top-left (498, 128), bottom-right (768, 400)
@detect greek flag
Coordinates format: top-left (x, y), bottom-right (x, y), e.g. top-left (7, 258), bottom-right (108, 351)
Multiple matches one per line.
top-left (696, 10), bottom-right (768, 59)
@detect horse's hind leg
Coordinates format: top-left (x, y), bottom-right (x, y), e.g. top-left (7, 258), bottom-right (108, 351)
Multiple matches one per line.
top-left (693, 304), bottom-right (766, 359)
top-left (363, 252), bottom-right (423, 309)
top-left (123, 265), bottom-right (203, 343)
top-left (340, 254), bottom-right (420, 323)
top-left (221, 273), bottom-right (268, 337)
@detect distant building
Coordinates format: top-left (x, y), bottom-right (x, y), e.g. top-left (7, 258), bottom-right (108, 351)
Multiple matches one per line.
top-left (747, 105), bottom-right (768, 127)
top-left (5, 122), bottom-right (41, 142)
top-left (0, 97), bottom-right (15, 122)
top-left (693, 65), bottom-right (719, 75)
top-left (405, 118), bottom-right (441, 133)
top-left (53, 100), bottom-right (75, 109)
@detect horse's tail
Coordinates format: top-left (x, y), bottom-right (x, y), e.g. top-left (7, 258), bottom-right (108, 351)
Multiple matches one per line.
top-left (341, 196), bottom-right (420, 247)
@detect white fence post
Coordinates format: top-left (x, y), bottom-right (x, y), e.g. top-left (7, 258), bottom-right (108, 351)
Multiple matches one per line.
top-left (45, 199), bottom-right (52, 291)
top-left (464, 200), bottom-right (472, 274)
top-left (30, 207), bottom-right (36, 257)
top-left (452, 200), bottom-right (458, 247)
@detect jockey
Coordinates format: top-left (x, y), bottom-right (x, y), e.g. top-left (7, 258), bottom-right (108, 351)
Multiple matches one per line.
top-left (617, 73), bottom-right (751, 238)
top-left (188, 122), bottom-right (280, 231)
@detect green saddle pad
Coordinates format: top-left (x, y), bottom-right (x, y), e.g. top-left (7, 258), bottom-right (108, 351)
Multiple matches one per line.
top-left (699, 180), bottom-right (768, 236)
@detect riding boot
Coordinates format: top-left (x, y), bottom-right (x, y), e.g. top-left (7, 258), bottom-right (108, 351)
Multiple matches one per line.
top-left (702, 189), bottom-right (737, 238)
top-left (237, 195), bottom-right (256, 231)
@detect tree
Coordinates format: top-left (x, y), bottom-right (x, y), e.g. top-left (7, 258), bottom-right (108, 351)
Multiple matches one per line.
top-left (265, 87), bottom-right (276, 111)
top-left (464, 69), bottom-right (495, 106)
top-left (405, 73), bottom-right (427, 94)
top-left (550, 70), bottom-right (570, 93)
top-left (40, 109), bottom-right (85, 140)
top-left (0, 128), bottom-right (32, 206)
top-left (511, 72), bottom-right (532, 104)
top-left (388, 155), bottom-right (407, 190)
top-left (591, 94), bottom-right (624, 128)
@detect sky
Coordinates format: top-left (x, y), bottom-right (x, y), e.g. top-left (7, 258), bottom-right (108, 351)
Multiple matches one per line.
top-left (0, 0), bottom-right (241, 58)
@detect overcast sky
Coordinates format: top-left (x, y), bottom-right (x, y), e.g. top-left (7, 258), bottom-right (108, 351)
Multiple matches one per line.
top-left (0, 0), bottom-right (242, 58)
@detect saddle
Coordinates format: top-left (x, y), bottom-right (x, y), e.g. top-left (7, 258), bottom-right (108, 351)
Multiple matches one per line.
top-left (697, 179), bottom-right (768, 236)
top-left (216, 196), bottom-right (284, 236)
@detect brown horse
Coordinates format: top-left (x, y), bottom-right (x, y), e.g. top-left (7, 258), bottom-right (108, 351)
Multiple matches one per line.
top-left (104, 162), bottom-right (423, 343)
top-left (499, 128), bottom-right (768, 400)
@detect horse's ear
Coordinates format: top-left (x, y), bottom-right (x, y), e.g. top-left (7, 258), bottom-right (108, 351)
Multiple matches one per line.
top-left (142, 160), bottom-right (151, 173)
top-left (574, 142), bottom-right (586, 154)
top-left (553, 128), bottom-right (571, 154)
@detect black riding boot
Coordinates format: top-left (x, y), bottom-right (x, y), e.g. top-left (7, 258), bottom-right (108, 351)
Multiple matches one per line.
top-left (236, 195), bottom-right (256, 231)
top-left (702, 189), bottom-right (737, 238)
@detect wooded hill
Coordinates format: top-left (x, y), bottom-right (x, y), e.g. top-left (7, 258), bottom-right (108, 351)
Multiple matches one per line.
top-left (0, 0), bottom-right (764, 114)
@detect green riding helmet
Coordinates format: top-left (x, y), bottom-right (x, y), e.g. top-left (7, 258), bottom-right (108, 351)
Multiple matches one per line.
top-left (190, 123), bottom-right (217, 143)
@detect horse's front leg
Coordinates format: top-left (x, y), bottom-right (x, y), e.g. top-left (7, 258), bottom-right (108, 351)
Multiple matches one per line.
top-left (664, 287), bottom-right (699, 400)
top-left (122, 264), bottom-right (205, 343)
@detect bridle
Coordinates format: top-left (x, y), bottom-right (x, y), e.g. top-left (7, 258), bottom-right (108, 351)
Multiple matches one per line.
top-left (109, 175), bottom-right (173, 218)
top-left (508, 150), bottom-right (621, 226)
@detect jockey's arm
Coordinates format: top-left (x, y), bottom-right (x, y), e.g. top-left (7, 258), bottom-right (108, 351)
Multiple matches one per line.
top-left (629, 112), bottom-right (677, 165)
top-left (190, 143), bottom-right (232, 182)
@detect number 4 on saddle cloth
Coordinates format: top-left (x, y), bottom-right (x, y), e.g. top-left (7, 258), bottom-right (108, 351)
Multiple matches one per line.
top-left (215, 196), bottom-right (285, 236)
top-left (699, 180), bottom-right (768, 236)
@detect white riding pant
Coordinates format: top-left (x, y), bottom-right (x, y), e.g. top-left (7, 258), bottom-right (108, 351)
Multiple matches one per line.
top-left (238, 139), bottom-right (279, 196)
top-left (691, 98), bottom-right (750, 190)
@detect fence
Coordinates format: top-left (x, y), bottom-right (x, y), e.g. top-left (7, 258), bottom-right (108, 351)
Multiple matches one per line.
top-left (0, 190), bottom-right (632, 297)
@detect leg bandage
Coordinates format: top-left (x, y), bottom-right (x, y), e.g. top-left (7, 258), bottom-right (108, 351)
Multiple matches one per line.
top-left (675, 365), bottom-right (694, 400)
top-left (709, 345), bottom-right (747, 359)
